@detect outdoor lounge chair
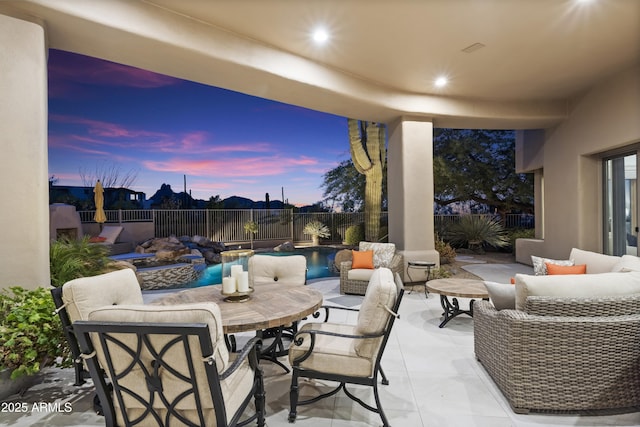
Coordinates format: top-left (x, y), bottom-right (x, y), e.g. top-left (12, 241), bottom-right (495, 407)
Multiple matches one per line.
top-left (74, 303), bottom-right (265, 427)
top-left (288, 268), bottom-right (404, 427)
top-left (340, 242), bottom-right (404, 295)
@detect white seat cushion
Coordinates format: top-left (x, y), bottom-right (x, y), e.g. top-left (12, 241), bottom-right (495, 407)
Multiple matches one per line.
top-left (288, 322), bottom-right (375, 377)
top-left (347, 268), bottom-right (375, 281)
top-left (62, 268), bottom-right (142, 322)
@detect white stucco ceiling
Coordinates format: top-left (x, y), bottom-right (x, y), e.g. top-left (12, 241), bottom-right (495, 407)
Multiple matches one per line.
top-left (1, 0), bottom-right (638, 128)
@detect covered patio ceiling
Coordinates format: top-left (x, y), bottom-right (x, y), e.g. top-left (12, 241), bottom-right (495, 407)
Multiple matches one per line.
top-left (1, 0), bottom-right (639, 128)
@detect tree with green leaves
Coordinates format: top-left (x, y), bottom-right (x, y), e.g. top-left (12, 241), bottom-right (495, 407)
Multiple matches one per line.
top-left (433, 129), bottom-right (534, 217)
top-left (321, 128), bottom-right (532, 219)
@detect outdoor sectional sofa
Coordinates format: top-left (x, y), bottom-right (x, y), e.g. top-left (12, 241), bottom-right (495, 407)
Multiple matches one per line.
top-left (474, 248), bottom-right (640, 414)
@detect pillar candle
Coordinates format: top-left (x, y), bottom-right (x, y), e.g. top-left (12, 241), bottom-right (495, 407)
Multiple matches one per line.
top-left (222, 276), bottom-right (237, 294)
top-left (230, 264), bottom-right (244, 280)
top-left (237, 271), bottom-right (250, 292)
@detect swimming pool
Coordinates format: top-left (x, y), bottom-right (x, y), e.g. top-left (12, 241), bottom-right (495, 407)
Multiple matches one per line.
top-left (190, 246), bottom-right (342, 287)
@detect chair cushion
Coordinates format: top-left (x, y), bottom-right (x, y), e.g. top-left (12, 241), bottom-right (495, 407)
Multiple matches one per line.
top-left (347, 268), bottom-right (375, 281)
top-left (288, 322), bottom-right (376, 377)
top-left (249, 254), bottom-right (306, 286)
top-left (98, 225), bottom-right (123, 244)
top-left (86, 303), bottom-right (252, 425)
top-left (359, 242), bottom-right (396, 268)
top-left (354, 268), bottom-right (396, 357)
top-left (87, 303), bottom-right (230, 373)
top-left (351, 250), bottom-right (374, 269)
top-left (62, 268), bottom-right (142, 322)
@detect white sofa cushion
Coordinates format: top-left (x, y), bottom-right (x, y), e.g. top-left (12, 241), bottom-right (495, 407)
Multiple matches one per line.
top-left (484, 281), bottom-right (516, 310)
top-left (611, 254), bottom-right (640, 272)
top-left (569, 248), bottom-right (621, 274)
top-left (62, 268), bottom-right (142, 322)
top-left (514, 271), bottom-right (640, 310)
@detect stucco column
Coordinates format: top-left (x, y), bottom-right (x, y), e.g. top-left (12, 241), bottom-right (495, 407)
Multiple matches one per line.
top-left (0, 14), bottom-right (50, 289)
top-left (387, 117), bottom-right (440, 279)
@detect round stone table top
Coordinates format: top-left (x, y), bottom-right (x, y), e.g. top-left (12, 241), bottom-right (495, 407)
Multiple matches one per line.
top-left (426, 278), bottom-right (489, 299)
top-left (150, 282), bottom-right (323, 334)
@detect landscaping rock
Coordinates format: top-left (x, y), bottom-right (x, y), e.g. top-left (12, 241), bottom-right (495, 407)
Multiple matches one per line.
top-left (274, 241), bottom-right (295, 252)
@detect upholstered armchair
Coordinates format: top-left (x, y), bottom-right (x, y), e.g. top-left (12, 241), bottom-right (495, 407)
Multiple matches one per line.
top-left (288, 268), bottom-right (404, 426)
top-left (340, 242), bottom-right (403, 295)
top-left (74, 303), bottom-right (265, 427)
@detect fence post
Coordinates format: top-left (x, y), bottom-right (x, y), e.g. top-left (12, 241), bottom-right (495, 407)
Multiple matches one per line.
top-left (290, 208), bottom-right (294, 242)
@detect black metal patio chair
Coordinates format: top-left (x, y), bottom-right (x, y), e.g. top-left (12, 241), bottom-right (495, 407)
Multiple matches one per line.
top-left (288, 268), bottom-right (404, 427)
top-left (74, 303), bottom-right (265, 427)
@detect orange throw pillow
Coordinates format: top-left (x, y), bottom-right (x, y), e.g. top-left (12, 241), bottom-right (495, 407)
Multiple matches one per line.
top-left (88, 236), bottom-right (107, 243)
top-left (351, 250), bottom-right (374, 269)
top-left (545, 262), bottom-right (587, 275)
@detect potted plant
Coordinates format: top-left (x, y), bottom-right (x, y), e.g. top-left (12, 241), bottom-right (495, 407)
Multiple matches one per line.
top-left (0, 287), bottom-right (71, 399)
top-left (303, 220), bottom-right (330, 246)
top-left (244, 220), bottom-right (259, 249)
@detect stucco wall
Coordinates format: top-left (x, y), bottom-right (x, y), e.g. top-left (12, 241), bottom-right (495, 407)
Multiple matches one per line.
top-left (0, 15), bottom-right (50, 289)
top-left (517, 65), bottom-right (640, 262)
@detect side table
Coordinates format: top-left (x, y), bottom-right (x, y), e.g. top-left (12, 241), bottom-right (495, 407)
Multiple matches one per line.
top-left (406, 261), bottom-right (436, 298)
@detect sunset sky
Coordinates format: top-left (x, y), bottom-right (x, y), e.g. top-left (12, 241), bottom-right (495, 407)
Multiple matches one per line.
top-left (47, 49), bottom-right (350, 206)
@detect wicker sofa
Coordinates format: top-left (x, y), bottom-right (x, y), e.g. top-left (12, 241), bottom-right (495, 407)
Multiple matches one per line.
top-left (340, 242), bottom-right (403, 295)
top-left (475, 270), bottom-right (640, 414)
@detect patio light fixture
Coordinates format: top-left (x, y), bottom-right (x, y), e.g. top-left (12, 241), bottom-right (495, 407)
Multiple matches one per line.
top-left (312, 27), bottom-right (329, 44)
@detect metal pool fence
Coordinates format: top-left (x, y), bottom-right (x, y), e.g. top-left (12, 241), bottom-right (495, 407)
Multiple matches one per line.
top-left (78, 209), bottom-right (532, 244)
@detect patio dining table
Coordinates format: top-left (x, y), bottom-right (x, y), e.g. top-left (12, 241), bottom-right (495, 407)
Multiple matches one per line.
top-left (149, 282), bottom-right (323, 334)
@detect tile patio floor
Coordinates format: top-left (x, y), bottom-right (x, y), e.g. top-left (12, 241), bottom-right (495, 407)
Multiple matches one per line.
top-left (2, 259), bottom-right (639, 427)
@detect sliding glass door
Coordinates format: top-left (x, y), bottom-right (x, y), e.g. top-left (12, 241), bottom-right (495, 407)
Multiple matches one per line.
top-left (604, 154), bottom-right (637, 256)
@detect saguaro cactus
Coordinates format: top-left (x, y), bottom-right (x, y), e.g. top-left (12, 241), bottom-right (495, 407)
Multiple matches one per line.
top-left (348, 118), bottom-right (385, 242)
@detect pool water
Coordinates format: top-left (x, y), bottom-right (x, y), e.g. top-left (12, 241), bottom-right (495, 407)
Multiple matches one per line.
top-left (190, 247), bottom-right (341, 287)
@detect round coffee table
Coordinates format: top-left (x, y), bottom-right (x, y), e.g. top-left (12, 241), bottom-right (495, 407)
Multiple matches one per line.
top-left (426, 278), bottom-right (488, 328)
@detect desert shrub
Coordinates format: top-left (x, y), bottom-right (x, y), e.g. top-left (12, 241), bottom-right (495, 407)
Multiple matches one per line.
top-left (50, 236), bottom-right (112, 287)
top-left (344, 223), bottom-right (365, 245)
top-left (435, 236), bottom-right (456, 264)
top-left (447, 215), bottom-right (509, 252)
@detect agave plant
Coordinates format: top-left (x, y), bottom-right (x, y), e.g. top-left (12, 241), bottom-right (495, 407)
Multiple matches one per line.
top-left (446, 215), bottom-right (509, 252)
top-left (303, 220), bottom-right (330, 246)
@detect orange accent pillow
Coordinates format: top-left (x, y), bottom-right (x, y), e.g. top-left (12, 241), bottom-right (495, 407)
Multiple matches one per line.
top-left (88, 236), bottom-right (107, 243)
top-left (351, 250), bottom-right (374, 269)
top-left (545, 262), bottom-right (587, 275)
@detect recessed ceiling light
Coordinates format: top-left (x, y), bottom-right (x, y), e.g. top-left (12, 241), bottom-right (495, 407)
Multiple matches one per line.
top-left (312, 27), bottom-right (329, 44)
top-left (435, 76), bottom-right (448, 87)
